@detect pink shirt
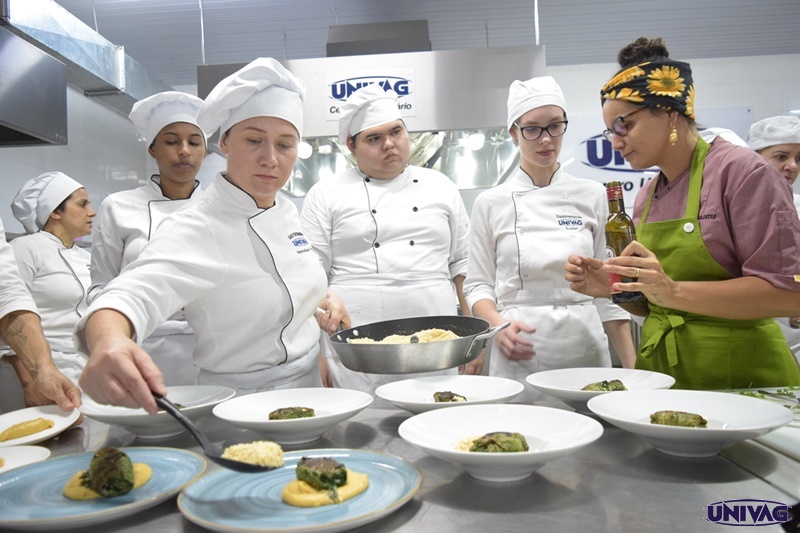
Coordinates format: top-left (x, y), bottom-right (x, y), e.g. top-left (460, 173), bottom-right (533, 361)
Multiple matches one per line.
top-left (633, 137), bottom-right (800, 291)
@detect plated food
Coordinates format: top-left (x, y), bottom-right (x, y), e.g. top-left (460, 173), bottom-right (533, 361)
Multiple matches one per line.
top-left (582, 379), bottom-right (627, 392)
top-left (376, 375), bottom-right (524, 414)
top-left (399, 404), bottom-right (603, 482)
top-left (80, 385), bottom-right (235, 439)
top-left (178, 449), bottom-right (420, 532)
top-left (588, 390), bottom-right (794, 457)
top-left (269, 406), bottom-right (315, 420)
top-left (457, 431), bottom-right (529, 453)
top-left (0, 447), bottom-right (205, 531)
top-left (0, 406), bottom-right (80, 447)
top-left (0, 417), bottom-right (54, 442)
top-left (212, 388), bottom-right (373, 444)
top-left (63, 447), bottom-right (151, 500)
top-left (526, 367), bottom-right (675, 412)
top-left (650, 410), bottom-right (707, 428)
top-left (433, 391), bottom-right (467, 403)
top-left (282, 456), bottom-right (369, 507)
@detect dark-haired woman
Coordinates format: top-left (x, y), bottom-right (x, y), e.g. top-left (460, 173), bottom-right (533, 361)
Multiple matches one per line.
top-left (565, 37), bottom-right (800, 389)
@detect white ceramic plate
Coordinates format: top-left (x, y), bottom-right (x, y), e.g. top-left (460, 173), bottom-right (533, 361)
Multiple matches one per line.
top-left (398, 403), bottom-right (603, 482)
top-left (0, 446), bottom-right (51, 473)
top-left (179, 449), bottom-right (420, 533)
top-left (212, 388), bottom-right (373, 445)
top-left (80, 385), bottom-right (235, 439)
top-left (375, 375), bottom-right (524, 414)
top-left (0, 405), bottom-right (80, 447)
top-left (526, 367), bottom-right (676, 412)
top-left (588, 389), bottom-right (795, 457)
top-left (0, 447), bottom-right (206, 531)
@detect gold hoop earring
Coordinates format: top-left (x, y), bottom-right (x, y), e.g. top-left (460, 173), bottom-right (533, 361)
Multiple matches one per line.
top-left (669, 125), bottom-right (678, 146)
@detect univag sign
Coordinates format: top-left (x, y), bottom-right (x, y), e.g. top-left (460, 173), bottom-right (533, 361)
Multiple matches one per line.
top-left (328, 76), bottom-right (411, 102)
top-left (326, 71), bottom-right (416, 120)
top-left (579, 134), bottom-right (643, 174)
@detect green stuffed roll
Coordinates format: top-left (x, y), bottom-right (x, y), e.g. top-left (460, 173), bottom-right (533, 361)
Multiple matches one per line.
top-left (81, 447), bottom-right (135, 497)
top-left (469, 431), bottom-right (529, 453)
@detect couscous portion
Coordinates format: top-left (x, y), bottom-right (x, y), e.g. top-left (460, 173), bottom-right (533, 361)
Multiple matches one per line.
top-left (222, 441), bottom-right (284, 467)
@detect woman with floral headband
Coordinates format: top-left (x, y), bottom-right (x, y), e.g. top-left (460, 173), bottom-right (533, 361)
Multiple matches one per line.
top-left (565, 37), bottom-right (800, 390)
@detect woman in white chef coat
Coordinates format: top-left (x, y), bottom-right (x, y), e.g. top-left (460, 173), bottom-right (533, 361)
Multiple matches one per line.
top-left (9, 172), bottom-right (95, 385)
top-left (0, 213), bottom-right (82, 414)
top-left (464, 77), bottom-right (635, 399)
top-left (746, 115), bottom-right (800, 361)
top-left (301, 84), bottom-right (474, 392)
top-left (90, 91), bottom-right (205, 385)
top-left (76, 58), bottom-right (346, 413)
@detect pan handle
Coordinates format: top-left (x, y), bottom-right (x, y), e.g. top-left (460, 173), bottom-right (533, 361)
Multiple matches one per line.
top-left (465, 321), bottom-right (510, 353)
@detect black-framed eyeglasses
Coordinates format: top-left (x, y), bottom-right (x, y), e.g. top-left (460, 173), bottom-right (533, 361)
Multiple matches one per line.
top-left (602, 107), bottom-right (647, 142)
top-left (515, 120), bottom-right (569, 141)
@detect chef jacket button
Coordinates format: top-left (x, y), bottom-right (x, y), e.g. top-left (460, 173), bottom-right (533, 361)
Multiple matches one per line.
top-left (371, 209), bottom-right (377, 214)
top-left (412, 207), bottom-right (418, 212)
top-left (409, 240), bottom-right (415, 246)
top-left (523, 274), bottom-right (528, 278)
top-left (683, 222), bottom-right (694, 233)
top-left (413, 179), bottom-right (418, 183)
top-left (365, 177), bottom-right (371, 183)
top-left (374, 242), bottom-right (380, 248)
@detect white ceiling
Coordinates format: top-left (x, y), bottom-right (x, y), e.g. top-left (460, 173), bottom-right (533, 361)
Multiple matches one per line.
top-left (53, 0), bottom-right (800, 90)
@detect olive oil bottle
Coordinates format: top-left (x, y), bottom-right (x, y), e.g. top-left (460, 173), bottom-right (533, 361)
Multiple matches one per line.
top-left (605, 182), bottom-right (646, 304)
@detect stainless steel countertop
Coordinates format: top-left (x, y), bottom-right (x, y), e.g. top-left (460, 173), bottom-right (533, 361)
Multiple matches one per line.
top-left (34, 398), bottom-right (800, 532)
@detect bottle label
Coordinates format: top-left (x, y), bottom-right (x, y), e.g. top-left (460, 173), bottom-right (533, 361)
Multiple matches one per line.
top-left (606, 246), bottom-right (621, 294)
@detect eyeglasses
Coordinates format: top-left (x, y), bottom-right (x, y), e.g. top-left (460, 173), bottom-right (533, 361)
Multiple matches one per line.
top-left (602, 107), bottom-right (648, 142)
top-left (515, 120), bottom-right (569, 141)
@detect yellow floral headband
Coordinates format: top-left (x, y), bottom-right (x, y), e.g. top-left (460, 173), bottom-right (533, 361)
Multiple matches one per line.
top-left (600, 60), bottom-right (696, 120)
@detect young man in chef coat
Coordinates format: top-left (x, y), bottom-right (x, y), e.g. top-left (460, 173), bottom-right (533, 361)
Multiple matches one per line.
top-left (0, 214), bottom-right (82, 414)
top-left (301, 84), bottom-right (478, 392)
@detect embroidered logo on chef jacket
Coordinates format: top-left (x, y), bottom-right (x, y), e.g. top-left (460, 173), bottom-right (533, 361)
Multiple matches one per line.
top-left (288, 232), bottom-right (312, 254)
top-left (555, 214), bottom-right (583, 230)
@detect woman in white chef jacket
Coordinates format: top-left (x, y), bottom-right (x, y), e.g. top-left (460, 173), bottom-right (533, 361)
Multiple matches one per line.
top-left (746, 115), bottom-right (800, 361)
top-left (9, 172), bottom-right (95, 385)
top-left (464, 77), bottom-right (635, 399)
top-left (75, 58), bottom-right (346, 413)
top-left (301, 84), bottom-right (474, 392)
top-left (90, 92), bottom-right (206, 385)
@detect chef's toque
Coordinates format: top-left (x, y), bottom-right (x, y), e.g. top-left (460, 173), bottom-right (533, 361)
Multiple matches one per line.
top-left (746, 115), bottom-right (800, 151)
top-left (128, 91), bottom-right (205, 144)
top-left (197, 57), bottom-right (306, 139)
top-left (11, 172), bottom-right (84, 234)
top-left (506, 76), bottom-right (568, 132)
top-left (338, 84), bottom-right (402, 144)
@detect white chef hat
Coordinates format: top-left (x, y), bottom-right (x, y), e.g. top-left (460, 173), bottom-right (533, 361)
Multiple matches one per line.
top-left (338, 84), bottom-right (402, 144)
top-left (746, 115), bottom-right (800, 151)
top-left (11, 171), bottom-right (84, 234)
top-left (197, 57), bottom-right (306, 139)
top-left (506, 76), bottom-right (568, 132)
top-left (128, 91), bottom-right (205, 144)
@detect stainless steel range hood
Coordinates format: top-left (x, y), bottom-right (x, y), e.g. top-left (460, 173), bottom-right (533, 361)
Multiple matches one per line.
top-left (199, 44), bottom-right (544, 195)
top-left (0, 0), bottom-right (171, 146)
top-left (0, 24), bottom-right (66, 145)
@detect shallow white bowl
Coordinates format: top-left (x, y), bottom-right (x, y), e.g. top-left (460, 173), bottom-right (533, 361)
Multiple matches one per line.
top-left (81, 385), bottom-right (235, 439)
top-left (526, 367), bottom-right (676, 412)
top-left (375, 375), bottom-right (524, 414)
top-left (212, 388), bottom-right (373, 444)
top-left (398, 404), bottom-right (603, 482)
top-left (587, 389), bottom-right (794, 457)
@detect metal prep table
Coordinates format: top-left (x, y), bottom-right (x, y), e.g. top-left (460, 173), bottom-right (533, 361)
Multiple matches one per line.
top-left (23, 399), bottom-right (800, 533)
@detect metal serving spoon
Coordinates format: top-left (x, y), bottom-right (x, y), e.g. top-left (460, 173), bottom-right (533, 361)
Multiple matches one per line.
top-left (153, 393), bottom-right (279, 474)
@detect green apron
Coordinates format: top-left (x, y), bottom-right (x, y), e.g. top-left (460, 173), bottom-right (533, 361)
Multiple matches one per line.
top-left (635, 137), bottom-right (800, 390)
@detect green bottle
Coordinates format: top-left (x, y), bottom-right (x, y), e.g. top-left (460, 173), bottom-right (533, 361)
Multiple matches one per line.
top-left (605, 182), bottom-right (646, 304)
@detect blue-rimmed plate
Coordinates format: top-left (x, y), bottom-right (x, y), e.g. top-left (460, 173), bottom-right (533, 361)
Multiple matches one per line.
top-left (178, 449), bottom-right (421, 532)
top-left (0, 447), bottom-right (206, 531)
